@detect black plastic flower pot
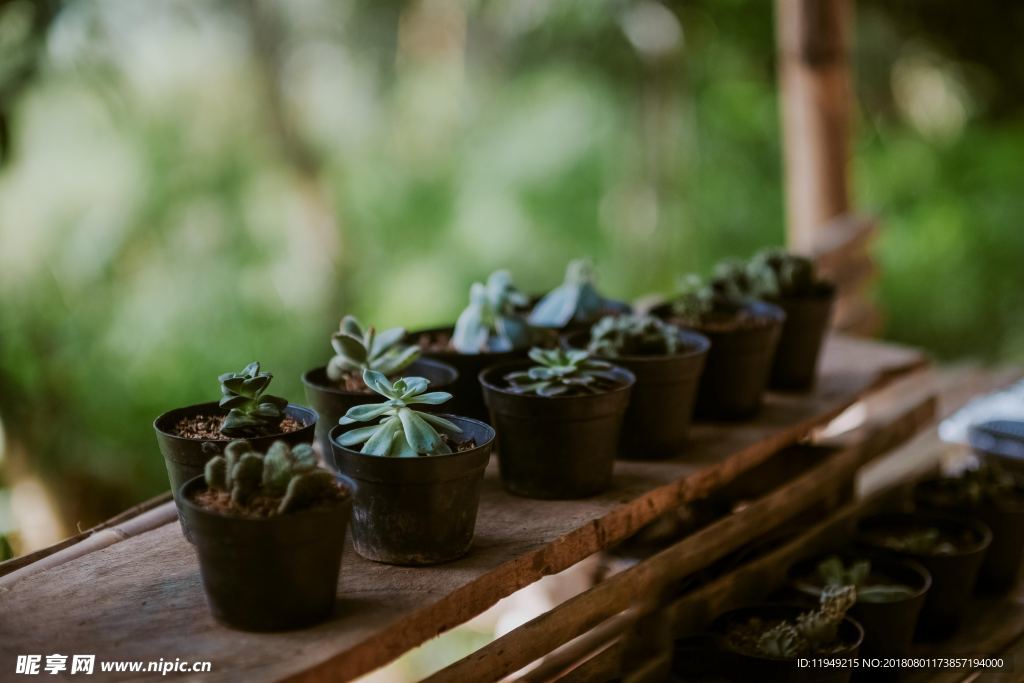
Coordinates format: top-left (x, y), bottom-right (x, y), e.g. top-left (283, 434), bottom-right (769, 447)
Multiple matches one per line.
top-left (710, 604), bottom-right (863, 683)
top-left (328, 415), bottom-right (495, 565)
top-left (855, 512), bottom-right (992, 639)
top-left (302, 358), bottom-right (457, 457)
top-left (564, 330), bottom-right (710, 459)
top-left (914, 478), bottom-right (1024, 594)
top-left (479, 362), bottom-right (635, 499)
top-left (154, 401), bottom-right (317, 501)
top-left (787, 554), bottom-right (931, 658)
top-left (177, 475), bottom-right (351, 631)
top-left (406, 326), bottom-right (526, 422)
top-left (769, 289), bottom-right (835, 392)
top-left (651, 301), bottom-right (785, 420)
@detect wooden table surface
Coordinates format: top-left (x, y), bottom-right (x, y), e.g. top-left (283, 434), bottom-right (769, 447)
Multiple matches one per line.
top-left (0, 335), bottom-right (928, 682)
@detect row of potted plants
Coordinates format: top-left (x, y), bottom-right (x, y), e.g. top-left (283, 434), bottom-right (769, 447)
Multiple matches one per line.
top-left (151, 251), bottom-right (837, 630)
top-left (672, 461), bottom-right (1024, 682)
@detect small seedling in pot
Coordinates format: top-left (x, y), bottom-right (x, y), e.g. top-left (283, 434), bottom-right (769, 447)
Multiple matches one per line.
top-left (337, 370), bottom-right (464, 456)
top-left (529, 257), bottom-right (628, 329)
top-left (587, 314), bottom-right (680, 357)
top-left (218, 362), bottom-right (290, 438)
top-left (747, 248), bottom-right (832, 300)
top-left (726, 586), bottom-right (857, 659)
top-left (504, 347), bottom-right (620, 397)
top-left (452, 270), bottom-right (532, 353)
top-left (809, 556), bottom-right (918, 603)
top-left (327, 315), bottom-right (420, 390)
top-left (200, 440), bottom-right (339, 516)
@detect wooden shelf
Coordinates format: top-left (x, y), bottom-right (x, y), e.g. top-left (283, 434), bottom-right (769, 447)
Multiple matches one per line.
top-left (0, 335), bottom-right (927, 682)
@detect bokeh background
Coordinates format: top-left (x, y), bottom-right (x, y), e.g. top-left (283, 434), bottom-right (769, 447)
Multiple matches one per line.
top-left (1, 0), bottom-right (1023, 557)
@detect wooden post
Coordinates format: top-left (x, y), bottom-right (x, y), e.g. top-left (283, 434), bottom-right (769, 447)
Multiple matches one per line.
top-left (776, 0), bottom-right (853, 254)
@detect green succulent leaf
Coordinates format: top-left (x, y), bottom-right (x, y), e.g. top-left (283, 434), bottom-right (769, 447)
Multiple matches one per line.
top-left (216, 362), bottom-right (288, 437)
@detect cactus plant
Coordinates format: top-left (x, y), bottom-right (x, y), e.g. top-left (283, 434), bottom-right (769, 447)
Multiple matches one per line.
top-left (748, 247), bottom-right (831, 299)
top-left (670, 269), bottom-right (751, 324)
top-left (587, 313), bottom-right (680, 358)
top-left (504, 347), bottom-right (619, 397)
top-left (203, 440), bottom-right (337, 515)
top-left (218, 362), bottom-right (289, 437)
top-left (326, 315), bottom-right (420, 384)
top-left (451, 270), bottom-right (532, 353)
top-left (730, 585), bottom-right (857, 659)
top-left (529, 258), bottom-right (627, 329)
top-left (337, 369), bottom-right (461, 456)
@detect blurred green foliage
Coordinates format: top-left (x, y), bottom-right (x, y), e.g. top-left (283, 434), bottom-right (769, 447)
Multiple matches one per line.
top-left (0, 0), bottom-right (1022, 529)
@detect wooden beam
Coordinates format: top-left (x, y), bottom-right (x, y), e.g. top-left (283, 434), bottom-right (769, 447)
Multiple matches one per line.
top-left (776, 0), bottom-right (854, 254)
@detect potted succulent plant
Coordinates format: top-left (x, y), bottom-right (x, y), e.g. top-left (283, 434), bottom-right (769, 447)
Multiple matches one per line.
top-left (653, 268), bottom-right (785, 419)
top-left (178, 440), bottom-right (351, 631)
top-left (856, 512), bottom-right (992, 638)
top-left (711, 587), bottom-right (863, 683)
top-left (328, 370), bottom-right (495, 565)
top-left (565, 314), bottom-right (709, 458)
top-left (479, 347), bottom-right (634, 499)
top-left (408, 270), bottom-right (533, 421)
top-left (747, 248), bottom-right (836, 391)
top-left (302, 315), bottom-right (457, 455)
top-left (528, 258), bottom-right (630, 333)
top-left (914, 463), bottom-right (1024, 593)
top-left (154, 361), bottom-right (317, 500)
top-left (788, 554), bottom-right (930, 658)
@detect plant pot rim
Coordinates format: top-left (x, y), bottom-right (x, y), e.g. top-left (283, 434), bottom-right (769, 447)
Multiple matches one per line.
top-left (407, 325), bottom-right (531, 358)
top-left (764, 283), bottom-right (838, 303)
top-left (478, 361), bottom-right (636, 400)
top-left (787, 552), bottom-right (932, 602)
top-left (177, 473), bottom-right (352, 525)
top-left (328, 413), bottom-right (496, 463)
top-left (562, 328), bottom-right (711, 363)
top-left (713, 602), bottom-right (864, 661)
top-left (301, 358), bottom-right (458, 397)
top-left (153, 401), bottom-right (317, 442)
top-left (856, 511), bottom-right (994, 557)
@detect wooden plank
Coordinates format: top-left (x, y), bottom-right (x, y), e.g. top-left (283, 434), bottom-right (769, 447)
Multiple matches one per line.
top-left (426, 440), bottom-right (881, 682)
top-left (776, 0), bottom-right (854, 253)
top-left (0, 335), bottom-right (925, 683)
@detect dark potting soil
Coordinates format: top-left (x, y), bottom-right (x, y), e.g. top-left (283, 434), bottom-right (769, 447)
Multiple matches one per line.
top-left (173, 414), bottom-right (305, 441)
top-left (417, 330), bottom-right (456, 353)
top-left (192, 482), bottom-right (349, 519)
top-left (862, 526), bottom-right (977, 556)
top-left (723, 617), bottom-right (850, 658)
top-left (441, 433), bottom-right (477, 453)
top-left (687, 309), bottom-right (777, 334)
top-left (335, 371), bottom-right (375, 394)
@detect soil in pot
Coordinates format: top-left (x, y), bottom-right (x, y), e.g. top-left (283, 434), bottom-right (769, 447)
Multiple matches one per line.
top-left (178, 474), bottom-right (351, 631)
top-left (914, 465), bottom-right (1024, 593)
top-left (652, 300), bottom-right (785, 420)
top-left (479, 361), bottom-right (634, 499)
top-left (855, 512), bottom-right (992, 639)
top-left (302, 358), bottom-right (457, 457)
top-left (711, 602), bottom-right (863, 683)
top-left (329, 415), bottom-right (495, 565)
top-left (407, 326), bottom-right (526, 422)
top-left (788, 554), bottom-right (931, 658)
top-left (154, 401), bottom-right (317, 500)
top-left (564, 328), bottom-right (710, 458)
top-left (768, 287), bottom-right (835, 392)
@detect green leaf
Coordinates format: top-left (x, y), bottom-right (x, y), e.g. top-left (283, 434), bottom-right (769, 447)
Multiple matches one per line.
top-left (362, 417), bottom-right (402, 455)
top-left (339, 402), bottom-right (394, 424)
top-left (398, 408), bottom-right (444, 454)
top-left (362, 369), bottom-right (395, 397)
top-left (333, 332), bottom-right (368, 364)
top-left (406, 391), bottom-right (451, 406)
top-left (338, 424), bottom-right (382, 446)
top-left (371, 327), bottom-right (405, 357)
top-left (375, 345), bottom-right (420, 375)
top-left (420, 412), bottom-right (462, 433)
top-left (341, 315), bottom-right (363, 338)
top-left (242, 361), bottom-right (261, 376)
top-left (398, 376), bottom-right (429, 398)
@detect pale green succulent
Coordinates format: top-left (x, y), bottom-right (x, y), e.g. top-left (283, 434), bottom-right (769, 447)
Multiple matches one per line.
top-left (218, 362), bottom-right (289, 437)
top-left (337, 370), bottom-right (461, 456)
top-left (452, 270), bottom-right (531, 353)
top-left (529, 258), bottom-right (628, 329)
top-left (203, 440), bottom-right (336, 515)
top-left (504, 347), bottom-right (618, 397)
top-left (326, 315), bottom-right (419, 383)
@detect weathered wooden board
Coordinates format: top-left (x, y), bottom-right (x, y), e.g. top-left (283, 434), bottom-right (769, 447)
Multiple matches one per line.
top-left (0, 335), bottom-right (925, 682)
